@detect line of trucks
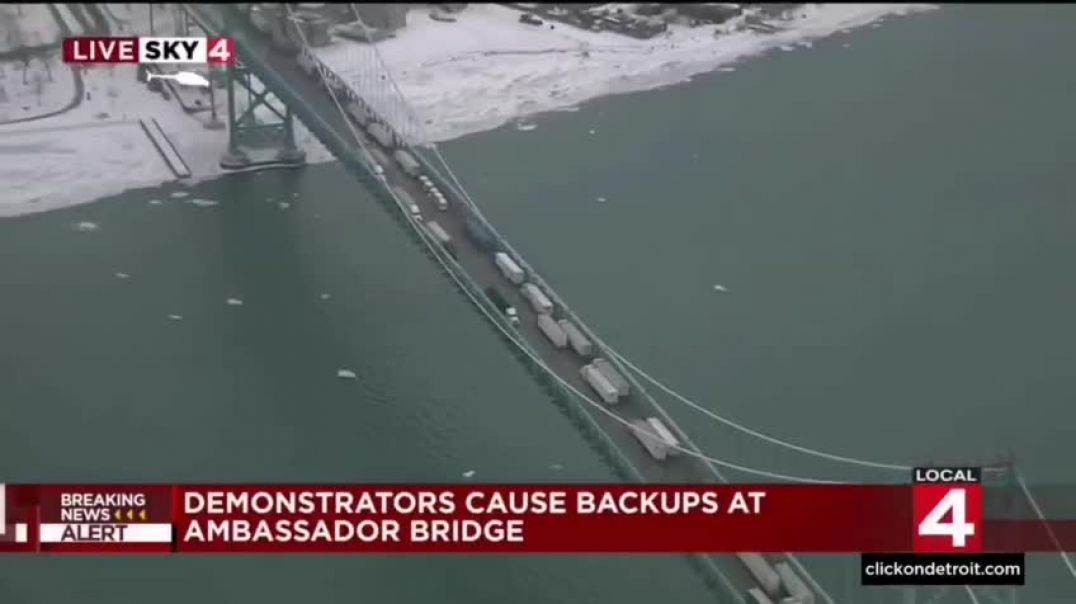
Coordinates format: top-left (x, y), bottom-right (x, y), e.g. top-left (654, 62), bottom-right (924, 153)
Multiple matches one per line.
top-left (460, 215), bottom-right (683, 463)
top-left (284, 23), bottom-right (814, 604)
top-left (295, 46), bottom-right (450, 218)
top-left (420, 172), bottom-right (813, 604)
top-left (290, 31), bottom-right (675, 466)
top-left (382, 151), bottom-right (449, 222)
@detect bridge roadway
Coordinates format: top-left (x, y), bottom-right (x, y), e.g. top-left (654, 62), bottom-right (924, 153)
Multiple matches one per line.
top-left (185, 4), bottom-right (829, 601)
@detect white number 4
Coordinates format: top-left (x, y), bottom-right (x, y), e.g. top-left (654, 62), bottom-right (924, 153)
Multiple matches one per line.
top-left (209, 38), bottom-right (232, 64)
top-left (919, 488), bottom-right (976, 547)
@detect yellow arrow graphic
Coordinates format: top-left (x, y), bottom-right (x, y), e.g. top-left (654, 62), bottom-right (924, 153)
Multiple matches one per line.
top-left (126, 509), bottom-right (134, 521)
top-left (139, 509), bottom-right (147, 521)
top-left (114, 509), bottom-right (122, 521)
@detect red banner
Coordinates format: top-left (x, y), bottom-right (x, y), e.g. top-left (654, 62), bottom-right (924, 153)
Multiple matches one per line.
top-left (0, 483), bottom-right (1071, 554)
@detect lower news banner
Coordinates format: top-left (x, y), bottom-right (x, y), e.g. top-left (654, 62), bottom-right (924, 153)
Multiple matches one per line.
top-left (861, 553), bottom-right (1025, 586)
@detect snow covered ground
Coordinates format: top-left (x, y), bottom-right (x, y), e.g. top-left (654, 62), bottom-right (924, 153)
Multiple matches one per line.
top-left (0, 3), bottom-right (935, 218)
top-left (0, 56), bottom-right (74, 122)
top-left (0, 4), bottom-right (70, 122)
top-left (0, 3), bottom-right (61, 51)
top-left (318, 3), bottom-right (936, 142)
top-left (0, 3), bottom-right (329, 217)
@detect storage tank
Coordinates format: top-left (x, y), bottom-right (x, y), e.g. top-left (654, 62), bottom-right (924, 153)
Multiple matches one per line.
top-left (494, 252), bottom-right (525, 284)
top-left (592, 358), bottom-right (629, 397)
top-left (520, 283), bottom-right (553, 315)
top-left (537, 314), bottom-right (568, 349)
top-left (557, 319), bottom-right (593, 357)
top-left (746, 588), bottom-right (776, 604)
top-left (581, 365), bottom-right (619, 405)
top-left (738, 553), bottom-right (781, 597)
top-left (367, 122), bottom-right (395, 149)
top-left (774, 562), bottom-right (814, 604)
top-left (629, 419), bottom-right (667, 460)
top-left (394, 149), bottom-right (422, 176)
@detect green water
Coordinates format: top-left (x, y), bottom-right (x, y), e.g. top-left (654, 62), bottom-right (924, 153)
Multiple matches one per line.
top-left (1, 4), bottom-right (1073, 603)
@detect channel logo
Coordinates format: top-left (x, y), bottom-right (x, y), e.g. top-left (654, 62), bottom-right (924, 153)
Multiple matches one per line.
top-left (912, 467), bottom-right (983, 553)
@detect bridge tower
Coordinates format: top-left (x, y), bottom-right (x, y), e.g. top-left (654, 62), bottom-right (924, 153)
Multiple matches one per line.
top-left (986, 457), bottom-right (1021, 604)
top-left (178, 3), bottom-right (305, 170)
top-left (219, 59), bottom-right (306, 170)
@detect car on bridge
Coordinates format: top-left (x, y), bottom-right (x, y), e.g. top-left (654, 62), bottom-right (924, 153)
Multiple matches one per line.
top-left (484, 287), bottom-right (520, 327)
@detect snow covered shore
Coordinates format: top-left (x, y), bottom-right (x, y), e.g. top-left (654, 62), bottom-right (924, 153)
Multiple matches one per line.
top-left (319, 3), bottom-right (936, 143)
top-left (0, 3), bottom-right (935, 218)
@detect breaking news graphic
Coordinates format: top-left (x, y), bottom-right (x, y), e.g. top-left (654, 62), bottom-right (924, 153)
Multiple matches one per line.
top-left (2, 3), bottom-right (1074, 604)
top-left (0, 475), bottom-right (1070, 563)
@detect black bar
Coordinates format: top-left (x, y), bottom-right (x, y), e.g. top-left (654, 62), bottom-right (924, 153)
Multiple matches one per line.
top-left (861, 553), bottom-right (1025, 586)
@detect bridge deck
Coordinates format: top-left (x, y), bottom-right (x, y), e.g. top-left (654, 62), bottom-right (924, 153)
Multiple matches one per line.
top-left (179, 5), bottom-right (841, 601)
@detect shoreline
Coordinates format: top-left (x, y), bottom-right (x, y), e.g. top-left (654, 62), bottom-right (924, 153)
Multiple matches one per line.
top-left (0, 3), bottom-right (936, 219)
top-left (320, 3), bottom-right (936, 144)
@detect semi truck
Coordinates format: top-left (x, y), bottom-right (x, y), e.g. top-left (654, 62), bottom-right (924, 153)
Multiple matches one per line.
top-left (520, 283), bottom-right (553, 315)
top-left (644, 417), bottom-right (679, 455)
top-left (557, 318), bottom-right (593, 357)
top-left (494, 252), bottom-right (525, 284)
top-left (581, 364), bottom-right (619, 405)
top-left (367, 122), bottom-right (395, 149)
top-left (592, 358), bottom-right (629, 397)
top-left (629, 419), bottom-right (669, 459)
top-left (484, 287), bottom-right (520, 326)
top-left (738, 554), bottom-right (782, 598)
top-left (424, 221), bottom-right (456, 258)
top-left (537, 314), bottom-right (568, 349)
top-left (463, 214), bottom-right (499, 253)
top-left (394, 149), bottom-right (422, 177)
top-left (774, 562), bottom-right (814, 604)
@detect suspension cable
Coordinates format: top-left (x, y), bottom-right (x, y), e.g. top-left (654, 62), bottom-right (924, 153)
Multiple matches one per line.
top-left (1014, 468), bottom-right (1076, 581)
top-left (328, 19), bottom-right (917, 475)
top-left (280, 6), bottom-right (847, 486)
top-left (610, 350), bottom-right (912, 471)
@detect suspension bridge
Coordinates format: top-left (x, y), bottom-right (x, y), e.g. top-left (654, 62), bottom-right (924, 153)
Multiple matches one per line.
top-left (172, 4), bottom-right (1070, 603)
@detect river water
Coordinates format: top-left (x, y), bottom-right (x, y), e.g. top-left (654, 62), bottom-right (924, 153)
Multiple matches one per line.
top-left (1, 5), bottom-right (1072, 603)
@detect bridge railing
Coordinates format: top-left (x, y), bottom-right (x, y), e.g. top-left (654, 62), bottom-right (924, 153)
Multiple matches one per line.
top-left (187, 1), bottom-right (657, 483)
top-left (411, 149), bottom-right (726, 480)
top-left (184, 7), bottom-right (828, 601)
top-left (407, 153), bottom-right (754, 602)
top-left (262, 4), bottom-right (726, 486)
